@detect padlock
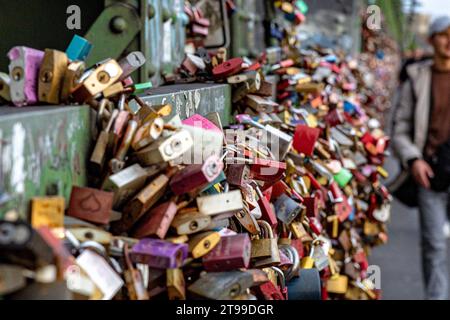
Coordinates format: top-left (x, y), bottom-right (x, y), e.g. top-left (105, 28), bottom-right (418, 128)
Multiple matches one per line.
top-left (182, 53), bottom-right (206, 75)
top-left (273, 266), bottom-right (288, 299)
top-left (122, 244), bottom-right (149, 300)
top-left (67, 228), bottom-right (112, 245)
top-left (110, 119), bottom-right (139, 173)
top-left (102, 82), bottom-right (125, 98)
top-left (255, 185), bottom-right (278, 227)
top-left (251, 220), bottom-right (280, 268)
top-left (90, 108), bottom-right (118, 172)
top-left (72, 59), bottom-right (123, 102)
top-left (181, 123), bottom-right (223, 164)
top-left (171, 211), bottom-right (211, 235)
top-left (135, 130), bottom-right (193, 165)
top-left (196, 190), bottom-right (243, 216)
top-left (293, 125), bottom-right (320, 156)
top-left (226, 164), bottom-right (251, 187)
top-left (245, 94), bottom-right (279, 113)
top-left (131, 117), bottom-right (165, 151)
top-left (254, 276), bottom-right (284, 300)
top-left (132, 201), bottom-right (178, 239)
top-left (303, 195), bottom-right (319, 218)
top-left (326, 273), bottom-right (349, 295)
top-left (0, 72), bottom-right (12, 102)
top-left (212, 57), bottom-right (244, 79)
top-left (113, 174), bottom-right (169, 233)
top-left (130, 238), bottom-right (188, 269)
top-left (31, 196), bottom-right (65, 229)
top-left (232, 78), bottom-right (262, 103)
top-left (166, 268), bottom-right (186, 300)
top-left (227, 70), bottom-right (260, 84)
top-left (38, 49), bottom-right (68, 104)
top-left (61, 61), bottom-right (85, 102)
top-left (273, 193), bottom-right (302, 225)
top-left (202, 233), bottom-right (251, 271)
top-left (102, 163), bottom-right (149, 209)
top-left (188, 231), bottom-right (220, 259)
top-left (301, 243), bottom-right (317, 269)
top-left (0, 220), bottom-right (54, 270)
top-left (67, 186), bottom-right (114, 225)
top-left (76, 249), bottom-right (124, 300)
top-left (250, 158), bottom-right (286, 182)
top-left (260, 125), bottom-right (293, 161)
top-left (8, 46), bottom-right (44, 106)
top-left (170, 155), bottom-right (224, 195)
top-left (118, 51), bottom-right (146, 81)
top-left (290, 221), bottom-right (313, 242)
top-left (66, 35), bottom-right (92, 62)
top-left (295, 82), bottom-right (324, 95)
top-left (188, 271), bottom-right (254, 300)
top-left (235, 205), bottom-right (261, 235)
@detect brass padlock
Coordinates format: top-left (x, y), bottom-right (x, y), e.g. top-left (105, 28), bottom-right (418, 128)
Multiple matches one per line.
top-left (167, 268), bottom-right (186, 300)
top-left (123, 244), bottom-right (149, 300)
top-left (72, 59), bottom-right (123, 102)
top-left (102, 163), bottom-right (150, 209)
top-left (38, 49), bottom-right (68, 104)
top-left (0, 72), bottom-right (12, 102)
top-left (134, 130), bottom-right (193, 166)
top-left (131, 117), bottom-right (165, 151)
top-left (251, 220), bottom-right (280, 268)
top-left (90, 107), bottom-right (118, 172)
top-left (31, 196), bottom-right (65, 229)
top-left (61, 61), bottom-right (85, 102)
top-left (111, 174), bottom-right (169, 234)
top-left (110, 119), bottom-right (139, 173)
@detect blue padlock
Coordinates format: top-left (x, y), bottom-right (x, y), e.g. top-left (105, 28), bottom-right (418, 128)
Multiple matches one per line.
top-left (66, 35), bottom-right (92, 62)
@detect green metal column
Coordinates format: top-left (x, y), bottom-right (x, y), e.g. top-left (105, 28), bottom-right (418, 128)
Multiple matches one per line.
top-left (0, 106), bottom-right (91, 220)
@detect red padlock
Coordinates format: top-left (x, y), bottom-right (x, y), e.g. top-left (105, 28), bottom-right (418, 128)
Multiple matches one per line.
top-left (304, 195), bottom-right (319, 218)
top-left (293, 125), bottom-right (320, 156)
top-left (212, 57), bottom-right (244, 78)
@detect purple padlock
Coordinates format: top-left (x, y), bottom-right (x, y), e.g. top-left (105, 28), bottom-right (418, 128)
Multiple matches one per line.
top-left (8, 47), bottom-right (45, 107)
top-left (130, 238), bottom-right (188, 269)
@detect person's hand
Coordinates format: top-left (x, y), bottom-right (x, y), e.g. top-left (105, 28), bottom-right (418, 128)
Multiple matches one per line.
top-left (411, 159), bottom-right (435, 189)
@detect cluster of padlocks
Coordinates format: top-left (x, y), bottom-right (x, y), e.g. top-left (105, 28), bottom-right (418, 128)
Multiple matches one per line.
top-left (0, 1), bottom-right (393, 301)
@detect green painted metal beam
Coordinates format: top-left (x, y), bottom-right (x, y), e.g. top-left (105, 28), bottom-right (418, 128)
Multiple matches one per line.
top-left (131, 83), bottom-right (232, 126)
top-left (0, 106), bottom-right (91, 220)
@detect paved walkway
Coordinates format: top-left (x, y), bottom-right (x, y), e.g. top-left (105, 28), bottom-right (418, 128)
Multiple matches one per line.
top-left (370, 199), bottom-right (450, 300)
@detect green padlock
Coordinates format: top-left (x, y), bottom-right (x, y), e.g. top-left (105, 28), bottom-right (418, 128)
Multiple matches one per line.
top-left (334, 168), bottom-right (353, 188)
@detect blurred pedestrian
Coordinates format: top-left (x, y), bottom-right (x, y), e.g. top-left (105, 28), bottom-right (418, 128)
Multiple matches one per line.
top-left (392, 16), bottom-right (450, 300)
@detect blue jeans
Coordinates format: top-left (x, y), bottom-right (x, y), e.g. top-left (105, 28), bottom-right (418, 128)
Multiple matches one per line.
top-left (418, 186), bottom-right (450, 300)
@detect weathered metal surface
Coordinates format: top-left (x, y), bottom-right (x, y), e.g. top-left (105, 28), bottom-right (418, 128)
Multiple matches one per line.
top-left (0, 106), bottom-right (91, 220)
top-left (231, 0), bottom-right (267, 58)
top-left (131, 83), bottom-right (232, 126)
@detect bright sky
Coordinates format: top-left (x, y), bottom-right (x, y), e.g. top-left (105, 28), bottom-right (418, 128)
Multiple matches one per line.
top-left (411, 0), bottom-right (450, 18)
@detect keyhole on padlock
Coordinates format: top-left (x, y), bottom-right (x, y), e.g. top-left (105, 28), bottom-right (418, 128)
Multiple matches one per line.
top-left (229, 283), bottom-right (241, 298)
top-left (84, 231), bottom-right (94, 240)
top-left (189, 221), bottom-right (198, 231)
top-left (97, 71), bottom-right (111, 84)
top-left (203, 240), bottom-right (211, 249)
top-left (41, 70), bottom-right (53, 83)
top-left (12, 67), bottom-right (23, 81)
